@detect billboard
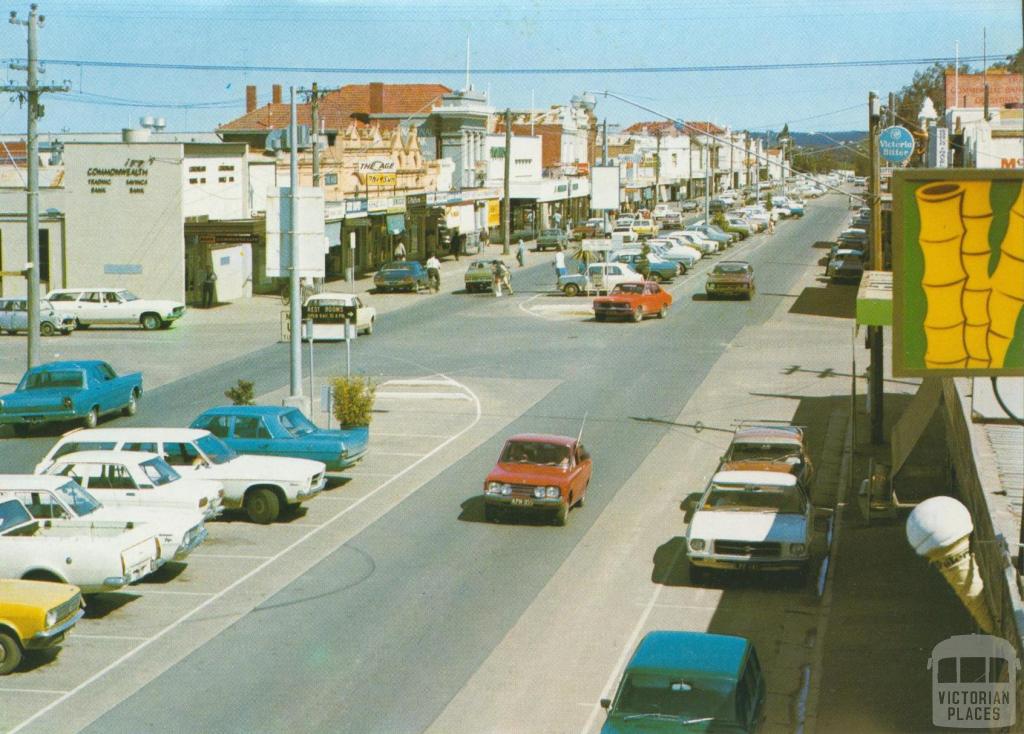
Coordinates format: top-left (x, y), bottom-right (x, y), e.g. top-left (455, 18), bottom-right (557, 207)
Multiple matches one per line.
top-left (265, 187), bottom-right (328, 278)
top-left (590, 165), bottom-right (620, 210)
top-left (893, 169), bottom-right (1024, 376)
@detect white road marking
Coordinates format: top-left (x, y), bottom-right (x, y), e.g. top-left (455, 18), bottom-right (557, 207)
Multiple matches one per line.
top-left (374, 432), bottom-right (450, 438)
top-left (0, 688), bottom-right (67, 695)
top-left (135, 590), bottom-right (214, 597)
top-left (375, 391), bottom-right (471, 400)
top-left (379, 378), bottom-right (460, 387)
top-left (189, 553), bottom-right (274, 560)
top-left (71, 634), bottom-right (149, 642)
top-left (9, 373), bottom-right (483, 734)
top-left (371, 451), bottom-right (427, 458)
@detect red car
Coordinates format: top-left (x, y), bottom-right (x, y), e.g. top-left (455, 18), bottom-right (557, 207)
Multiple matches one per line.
top-left (592, 281), bottom-right (673, 322)
top-left (483, 433), bottom-right (592, 525)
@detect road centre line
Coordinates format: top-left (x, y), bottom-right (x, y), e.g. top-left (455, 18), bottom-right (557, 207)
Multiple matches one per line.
top-left (9, 373), bottom-right (482, 734)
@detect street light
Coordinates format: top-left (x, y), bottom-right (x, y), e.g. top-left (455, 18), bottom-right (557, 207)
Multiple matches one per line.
top-left (906, 496), bottom-right (994, 633)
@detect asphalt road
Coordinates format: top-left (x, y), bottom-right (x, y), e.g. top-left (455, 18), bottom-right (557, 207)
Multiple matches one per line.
top-left (4, 198), bottom-right (851, 732)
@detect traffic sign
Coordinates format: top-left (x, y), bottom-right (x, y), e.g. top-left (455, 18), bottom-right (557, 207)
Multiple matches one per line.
top-left (878, 126), bottom-right (914, 163)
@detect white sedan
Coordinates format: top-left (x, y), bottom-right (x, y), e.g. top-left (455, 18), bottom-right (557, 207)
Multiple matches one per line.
top-left (45, 288), bottom-right (185, 330)
top-left (649, 242), bottom-right (702, 270)
top-left (302, 292), bottom-right (376, 340)
top-left (41, 450), bottom-right (223, 520)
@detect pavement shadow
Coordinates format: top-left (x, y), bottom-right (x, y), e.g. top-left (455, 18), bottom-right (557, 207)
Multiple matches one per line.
top-left (457, 495), bottom-right (487, 523)
top-left (82, 592), bottom-right (138, 619)
top-left (17, 647), bottom-right (64, 673)
top-left (142, 561), bottom-right (188, 584)
top-left (812, 240), bottom-right (837, 250)
top-left (788, 285), bottom-right (857, 319)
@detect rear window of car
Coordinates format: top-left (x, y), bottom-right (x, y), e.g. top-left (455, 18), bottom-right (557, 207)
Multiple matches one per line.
top-left (22, 370), bottom-right (83, 390)
top-left (53, 441), bottom-right (116, 460)
top-left (47, 292), bottom-right (80, 301)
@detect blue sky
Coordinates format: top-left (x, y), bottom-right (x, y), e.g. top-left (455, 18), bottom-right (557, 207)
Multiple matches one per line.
top-left (0, 0), bottom-right (1019, 135)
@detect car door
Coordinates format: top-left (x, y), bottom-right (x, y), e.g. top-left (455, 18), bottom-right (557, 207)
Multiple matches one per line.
top-left (353, 297), bottom-right (368, 331)
top-left (76, 291), bottom-right (104, 322)
top-left (230, 415), bottom-right (275, 455)
top-left (86, 364), bottom-right (117, 413)
top-left (588, 264), bottom-right (604, 292)
top-left (104, 291), bottom-right (132, 323)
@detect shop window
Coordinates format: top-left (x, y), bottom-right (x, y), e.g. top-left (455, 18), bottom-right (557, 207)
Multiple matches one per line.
top-left (188, 165), bottom-right (207, 173)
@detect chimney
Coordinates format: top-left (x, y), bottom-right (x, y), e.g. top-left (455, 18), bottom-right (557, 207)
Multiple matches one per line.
top-left (246, 85), bottom-right (257, 113)
top-left (369, 82), bottom-right (384, 114)
top-left (272, 84), bottom-right (282, 105)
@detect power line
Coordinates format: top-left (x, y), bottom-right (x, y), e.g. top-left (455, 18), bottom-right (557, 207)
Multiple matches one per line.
top-left (3, 53), bottom-right (1006, 76)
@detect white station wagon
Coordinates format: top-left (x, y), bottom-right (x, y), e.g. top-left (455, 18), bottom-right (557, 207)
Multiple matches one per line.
top-left (45, 288), bottom-right (185, 330)
top-left (36, 428), bottom-right (326, 524)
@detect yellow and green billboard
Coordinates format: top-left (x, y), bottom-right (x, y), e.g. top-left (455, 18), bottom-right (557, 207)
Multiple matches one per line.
top-left (893, 170), bottom-right (1024, 377)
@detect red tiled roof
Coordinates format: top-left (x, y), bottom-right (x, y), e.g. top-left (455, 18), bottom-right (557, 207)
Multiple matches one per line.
top-left (622, 121), bottom-right (678, 135)
top-left (684, 121), bottom-right (725, 135)
top-left (218, 83), bottom-right (451, 132)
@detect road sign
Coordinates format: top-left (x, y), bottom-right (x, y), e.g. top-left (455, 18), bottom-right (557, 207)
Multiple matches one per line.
top-left (878, 126), bottom-right (915, 164)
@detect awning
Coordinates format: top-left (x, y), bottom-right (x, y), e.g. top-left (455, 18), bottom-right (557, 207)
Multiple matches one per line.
top-left (890, 377), bottom-right (943, 479)
top-left (856, 270), bottom-right (892, 326)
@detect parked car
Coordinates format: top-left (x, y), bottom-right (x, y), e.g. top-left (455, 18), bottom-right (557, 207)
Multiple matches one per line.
top-left (705, 261), bottom-right (756, 299)
top-left (651, 203), bottom-right (672, 220)
top-left (611, 251), bottom-right (678, 283)
top-left (829, 251), bottom-right (865, 283)
top-left (0, 298), bottom-right (75, 337)
top-left (558, 262), bottom-right (643, 296)
top-left (686, 222), bottom-right (735, 245)
top-left (0, 496), bottom-right (164, 594)
top-left (574, 218), bottom-right (610, 239)
top-left (837, 228), bottom-right (868, 249)
top-left (600, 630), bottom-right (765, 733)
top-left (614, 216), bottom-right (636, 228)
top-left (482, 433), bottom-right (592, 525)
top-left (0, 474), bottom-right (207, 562)
top-left (686, 470), bottom-right (813, 582)
top-left (301, 292), bottom-right (376, 339)
top-left (667, 230), bottom-right (718, 255)
top-left (632, 218), bottom-right (658, 237)
top-left (45, 288), bottom-right (184, 330)
top-left (787, 199), bottom-right (806, 216)
top-left (373, 261), bottom-right (429, 293)
top-left (648, 242), bottom-right (701, 272)
top-left (42, 451), bottom-right (224, 520)
top-left (464, 259), bottom-right (502, 293)
top-left (720, 424), bottom-right (815, 488)
top-left (659, 211), bottom-right (683, 228)
top-left (37, 427), bottom-right (326, 525)
top-left (0, 578), bottom-right (84, 675)
top-left (593, 281), bottom-right (672, 322)
top-left (0, 360), bottom-right (143, 436)
top-left (190, 405), bottom-right (368, 471)
top-left (725, 216), bottom-right (755, 235)
top-left (535, 228), bottom-right (569, 251)
top-left (679, 199), bottom-right (699, 212)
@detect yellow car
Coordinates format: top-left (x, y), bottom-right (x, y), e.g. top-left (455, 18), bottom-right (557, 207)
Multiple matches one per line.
top-left (632, 218), bottom-right (658, 236)
top-left (0, 579), bottom-right (84, 674)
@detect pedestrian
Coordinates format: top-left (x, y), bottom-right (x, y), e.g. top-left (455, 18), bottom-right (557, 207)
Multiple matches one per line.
top-left (425, 252), bottom-right (441, 292)
top-left (492, 260), bottom-right (503, 297)
top-left (393, 240), bottom-right (407, 260)
top-left (202, 268), bottom-right (217, 308)
top-left (480, 228), bottom-right (489, 250)
top-left (516, 239), bottom-right (526, 268)
top-left (767, 217), bottom-right (776, 235)
top-left (554, 249), bottom-right (567, 288)
top-left (497, 260), bottom-right (514, 296)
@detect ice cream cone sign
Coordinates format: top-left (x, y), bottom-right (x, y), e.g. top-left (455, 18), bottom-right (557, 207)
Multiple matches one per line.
top-left (907, 496), bottom-right (995, 634)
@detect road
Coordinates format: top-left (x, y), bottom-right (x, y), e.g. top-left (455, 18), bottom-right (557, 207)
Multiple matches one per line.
top-left (5, 195), bottom-right (855, 733)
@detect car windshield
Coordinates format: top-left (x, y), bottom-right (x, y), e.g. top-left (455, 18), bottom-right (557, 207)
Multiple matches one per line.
top-left (381, 263), bottom-right (409, 272)
top-left (704, 484), bottom-right (806, 513)
top-left (119, 291), bottom-right (139, 302)
top-left (726, 443), bottom-right (801, 462)
top-left (196, 434), bottom-right (238, 464)
top-left (614, 673), bottom-right (725, 720)
top-left (613, 284), bottom-right (644, 295)
top-left (713, 263), bottom-right (749, 274)
top-left (54, 479), bottom-right (102, 516)
top-left (20, 370), bottom-right (83, 390)
top-left (140, 457), bottom-right (181, 486)
top-left (500, 440), bottom-right (570, 467)
top-left (280, 409), bottom-right (318, 437)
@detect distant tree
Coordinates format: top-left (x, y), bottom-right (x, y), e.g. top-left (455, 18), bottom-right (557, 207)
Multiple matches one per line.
top-left (992, 48), bottom-right (1024, 74)
top-left (892, 62), bottom-right (966, 129)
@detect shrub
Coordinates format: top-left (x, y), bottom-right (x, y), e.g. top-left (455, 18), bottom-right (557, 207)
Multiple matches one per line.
top-left (225, 379), bottom-right (255, 406)
top-left (331, 375), bottom-right (376, 427)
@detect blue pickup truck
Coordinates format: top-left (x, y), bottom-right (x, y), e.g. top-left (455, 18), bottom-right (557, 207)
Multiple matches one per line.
top-left (0, 361), bottom-right (142, 436)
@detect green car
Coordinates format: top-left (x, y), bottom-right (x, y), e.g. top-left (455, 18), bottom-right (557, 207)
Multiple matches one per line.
top-left (464, 259), bottom-right (500, 293)
top-left (535, 228), bottom-right (568, 251)
top-left (600, 631), bottom-right (765, 733)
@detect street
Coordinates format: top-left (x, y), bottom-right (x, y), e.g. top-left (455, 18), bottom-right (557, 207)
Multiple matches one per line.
top-left (1, 195), bottom-right (860, 733)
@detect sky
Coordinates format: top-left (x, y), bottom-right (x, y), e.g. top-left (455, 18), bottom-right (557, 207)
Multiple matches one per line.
top-left (0, 0), bottom-right (1019, 136)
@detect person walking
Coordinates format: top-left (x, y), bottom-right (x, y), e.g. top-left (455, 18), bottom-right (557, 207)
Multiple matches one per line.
top-left (554, 249), bottom-right (567, 288)
top-left (425, 252), bottom-right (441, 293)
top-left (496, 259), bottom-right (514, 296)
top-left (516, 239), bottom-right (526, 268)
top-left (767, 217), bottom-right (776, 235)
top-left (393, 240), bottom-right (407, 260)
top-left (201, 268), bottom-right (217, 308)
top-left (492, 260), bottom-right (503, 297)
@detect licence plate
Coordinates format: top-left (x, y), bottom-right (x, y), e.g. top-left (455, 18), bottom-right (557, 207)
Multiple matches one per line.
top-left (511, 497), bottom-right (533, 506)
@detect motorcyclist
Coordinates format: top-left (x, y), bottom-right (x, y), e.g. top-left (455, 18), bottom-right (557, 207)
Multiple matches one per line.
top-left (426, 253), bottom-right (441, 292)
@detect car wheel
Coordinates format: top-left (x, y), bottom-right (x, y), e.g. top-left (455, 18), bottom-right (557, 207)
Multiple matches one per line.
top-left (245, 487), bottom-right (280, 524)
top-left (12, 424), bottom-right (29, 438)
top-left (632, 307), bottom-right (643, 322)
top-left (123, 390), bottom-right (139, 416)
top-left (563, 283), bottom-right (580, 297)
top-left (140, 313), bottom-right (161, 330)
top-left (0, 631), bottom-right (23, 676)
top-left (595, 312), bottom-right (606, 322)
top-left (39, 321), bottom-right (56, 337)
top-left (365, 318), bottom-right (374, 335)
top-left (657, 305), bottom-right (667, 319)
top-left (83, 407), bottom-right (99, 429)
top-left (553, 502), bottom-right (568, 526)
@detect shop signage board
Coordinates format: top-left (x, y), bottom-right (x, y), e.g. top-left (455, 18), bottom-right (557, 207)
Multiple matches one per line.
top-left (879, 125), bottom-right (915, 164)
top-left (265, 186), bottom-right (328, 278)
top-left (365, 172), bottom-right (397, 187)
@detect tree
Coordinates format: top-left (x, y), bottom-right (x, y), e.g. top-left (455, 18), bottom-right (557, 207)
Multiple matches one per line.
top-left (992, 48), bottom-right (1023, 74)
top-left (892, 62), bottom-right (965, 129)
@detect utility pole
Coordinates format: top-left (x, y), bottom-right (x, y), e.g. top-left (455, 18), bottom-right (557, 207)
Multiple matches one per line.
top-left (868, 91), bottom-right (884, 444)
top-left (310, 82), bottom-right (320, 187)
top-left (288, 87), bottom-right (303, 401)
top-left (502, 108), bottom-right (511, 256)
top-left (703, 142), bottom-right (710, 223)
top-left (653, 129), bottom-right (661, 206)
top-left (602, 119), bottom-right (609, 235)
top-left (1, 4), bottom-right (68, 369)
top-left (744, 133), bottom-right (751, 198)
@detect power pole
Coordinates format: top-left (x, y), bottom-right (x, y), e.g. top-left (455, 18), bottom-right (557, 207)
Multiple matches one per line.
top-left (502, 108), bottom-right (511, 256)
top-left (1, 4), bottom-right (68, 369)
top-left (653, 130), bottom-right (661, 206)
top-left (602, 119), bottom-right (609, 235)
top-left (868, 91), bottom-right (884, 444)
top-left (703, 142), bottom-right (710, 223)
top-left (310, 82), bottom-right (320, 187)
top-left (288, 87), bottom-right (302, 401)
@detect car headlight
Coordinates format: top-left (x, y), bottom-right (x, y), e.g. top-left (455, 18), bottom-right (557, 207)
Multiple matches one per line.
top-left (790, 543), bottom-right (807, 555)
top-left (45, 608), bottom-right (58, 627)
top-left (545, 486), bottom-right (560, 498)
top-left (486, 481), bottom-right (501, 494)
top-left (689, 538), bottom-right (706, 552)
top-left (533, 486), bottom-right (545, 499)
top-left (500, 484), bottom-right (512, 496)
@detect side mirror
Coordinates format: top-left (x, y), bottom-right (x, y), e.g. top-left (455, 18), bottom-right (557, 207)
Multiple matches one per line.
top-left (600, 699), bottom-right (611, 710)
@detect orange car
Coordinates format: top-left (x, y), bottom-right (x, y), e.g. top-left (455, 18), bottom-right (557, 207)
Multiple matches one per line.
top-left (483, 433), bottom-right (592, 525)
top-left (593, 281), bottom-right (673, 322)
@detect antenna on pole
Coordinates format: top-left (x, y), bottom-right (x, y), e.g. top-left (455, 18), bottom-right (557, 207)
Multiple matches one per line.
top-left (465, 34), bottom-right (471, 91)
top-left (577, 412), bottom-right (588, 445)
